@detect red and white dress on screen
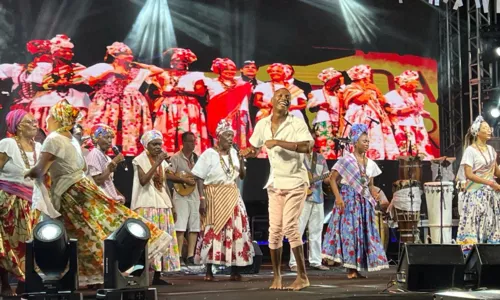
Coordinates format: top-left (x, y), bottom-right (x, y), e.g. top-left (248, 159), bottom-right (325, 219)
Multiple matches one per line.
top-left (343, 65), bottom-right (399, 160)
top-left (385, 71), bottom-right (433, 159)
top-left (150, 70), bottom-right (210, 155)
top-left (82, 62), bottom-right (152, 156)
top-left (0, 40), bottom-right (52, 111)
top-left (204, 58), bottom-right (253, 149)
top-left (308, 88), bottom-right (341, 160)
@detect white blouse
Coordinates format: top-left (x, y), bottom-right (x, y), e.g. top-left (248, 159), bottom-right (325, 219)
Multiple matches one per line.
top-left (131, 151), bottom-right (173, 210)
top-left (191, 148), bottom-right (240, 185)
top-left (0, 138), bottom-right (42, 187)
top-left (339, 153), bottom-right (382, 185)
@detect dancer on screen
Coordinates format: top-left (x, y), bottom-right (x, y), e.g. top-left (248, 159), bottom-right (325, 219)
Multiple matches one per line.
top-left (307, 68), bottom-right (343, 160)
top-left (456, 116), bottom-right (500, 254)
top-left (148, 48), bottom-right (209, 155)
top-left (204, 58), bottom-right (253, 149)
top-left (385, 70), bottom-right (433, 159)
top-left (321, 123), bottom-right (388, 278)
top-left (82, 42), bottom-right (152, 156)
top-left (0, 110), bottom-right (41, 296)
top-left (241, 88), bottom-right (314, 291)
top-left (342, 65), bottom-right (398, 160)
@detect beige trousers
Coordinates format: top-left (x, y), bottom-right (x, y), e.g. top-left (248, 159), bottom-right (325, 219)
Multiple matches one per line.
top-left (267, 184), bottom-right (307, 249)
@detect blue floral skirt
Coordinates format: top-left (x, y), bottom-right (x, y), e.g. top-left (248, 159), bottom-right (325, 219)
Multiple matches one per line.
top-left (321, 185), bottom-right (389, 272)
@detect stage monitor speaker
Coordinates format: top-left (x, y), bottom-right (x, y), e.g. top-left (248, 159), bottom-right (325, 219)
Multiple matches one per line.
top-left (464, 244), bottom-right (500, 289)
top-left (224, 241), bottom-right (262, 275)
top-left (397, 244), bottom-right (465, 291)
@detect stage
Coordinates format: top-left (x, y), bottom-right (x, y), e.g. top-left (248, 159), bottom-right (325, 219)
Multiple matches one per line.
top-left (76, 266), bottom-right (433, 300)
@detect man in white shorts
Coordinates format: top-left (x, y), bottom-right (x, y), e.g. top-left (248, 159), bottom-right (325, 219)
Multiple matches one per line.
top-left (167, 132), bottom-right (200, 265)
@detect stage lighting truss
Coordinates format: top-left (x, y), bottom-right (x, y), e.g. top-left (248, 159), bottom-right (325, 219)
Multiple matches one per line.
top-left (24, 219), bottom-right (81, 300)
top-left (98, 218), bottom-right (157, 300)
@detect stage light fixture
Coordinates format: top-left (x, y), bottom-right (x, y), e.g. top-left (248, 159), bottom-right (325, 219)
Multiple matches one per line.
top-left (97, 218), bottom-right (157, 300)
top-left (491, 107), bottom-right (500, 118)
top-left (24, 219), bottom-right (81, 300)
top-left (495, 47), bottom-right (500, 56)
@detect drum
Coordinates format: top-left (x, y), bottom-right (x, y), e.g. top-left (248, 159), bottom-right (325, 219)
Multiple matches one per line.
top-left (374, 210), bottom-right (389, 251)
top-left (424, 182), bottom-right (454, 244)
top-left (391, 180), bottom-right (423, 243)
top-left (398, 156), bottom-right (423, 182)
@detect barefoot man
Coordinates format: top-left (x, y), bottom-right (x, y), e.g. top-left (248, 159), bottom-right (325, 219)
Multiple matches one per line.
top-left (240, 88), bottom-right (313, 291)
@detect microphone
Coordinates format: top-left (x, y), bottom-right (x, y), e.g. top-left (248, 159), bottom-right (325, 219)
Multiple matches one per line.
top-left (343, 117), bottom-right (353, 127)
top-left (367, 116), bottom-right (380, 125)
top-left (111, 146), bottom-right (128, 171)
top-left (232, 143), bottom-right (246, 162)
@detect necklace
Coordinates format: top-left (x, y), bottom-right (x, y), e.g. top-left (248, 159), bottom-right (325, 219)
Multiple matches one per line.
top-left (14, 136), bottom-right (36, 169)
top-left (218, 148), bottom-right (234, 179)
top-left (475, 143), bottom-right (492, 166)
top-left (355, 153), bottom-right (368, 186)
top-left (218, 77), bottom-right (236, 90)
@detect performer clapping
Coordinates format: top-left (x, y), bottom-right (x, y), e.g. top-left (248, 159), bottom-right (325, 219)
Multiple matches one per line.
top-left (191, 119), bottom-right (254, 281)
top-left (241, 88), bottom-right (314, 291)
top-left (456, 116), bottom-right (500, 253)
top-left (321, 123), bottom-right (388, 279)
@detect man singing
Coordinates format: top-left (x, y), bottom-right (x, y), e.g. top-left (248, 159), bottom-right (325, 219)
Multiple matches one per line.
top-left (241, 88), bottom-right (314, 291)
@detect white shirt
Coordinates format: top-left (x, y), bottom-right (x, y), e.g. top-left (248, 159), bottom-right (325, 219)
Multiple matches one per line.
top-left (0, 138), bottom-right (42, 187)
top-left (249, 114), bottom-right (314, 189)
top-left (338, 153), bottom-right (382, 185)
top-left (131, 152), bottom-right (173, 210)
top-left (42, 132), bottom-right (86, 209)
top-left (307, 88), bottom-right (340, 124)
top-left (191, 148), bottom-right (240, 185)
top-left (457, 145), bottom-right (496, 182)
top-left (385, 90), bottom-right (425, 127)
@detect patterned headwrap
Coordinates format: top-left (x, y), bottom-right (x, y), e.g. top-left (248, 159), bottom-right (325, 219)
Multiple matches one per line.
top-left (26, 40), bottom-right (51, 55)
top-left (215, 119), bottom-right (234, 137)
top-left (49, 100), bottom-right (81, 132)
top-left (105, 42), bottom-right (133, 60)
top-left (211, 58), bottom-right (236, 74)
top-left (317, 67), bottom-right (343, 83)
top-left (347, 64), bottom-right (372, 81)
top-left (284, 64), bottom-right (295, 79)
top-left (266, 63), bottom-right (285, 74)
top-left (164, 48), bottom-right (197, 64)
top-left (91, 124), bottom-right (115, 143)
top-left (50, 34), bottom-right (74, 54)
top-left (6, 109), bottom-right (28, 135)
top-left (350, 123), bottom-right (368, 143)
top-left (140, 130), bottom-right (163, 148)
top-left (470, 115), bottom-right (485, 136)
top-left (395, 70), bottom-right (419, 86)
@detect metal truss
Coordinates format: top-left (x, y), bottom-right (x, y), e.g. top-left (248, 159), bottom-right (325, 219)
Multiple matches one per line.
top-left (438, 0), bottom-right (465, 157)
top-left (467, 0), bottom-right (497, 121)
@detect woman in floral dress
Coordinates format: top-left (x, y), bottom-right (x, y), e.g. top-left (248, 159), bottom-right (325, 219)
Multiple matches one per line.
top-left (28, 34), bottom-right (90, 131)
top-left (456, 116), bottom-right (500, 254)
top-left (25, 100), bottom-right (171, 287)
top-left (82, 42), bottom-right (152, 156)
top-left (322, 123), bottom-right (388, 278)
top-left (385, 70), bottom-right (434, 159)
top-left (342, 65), bottom-right (398, 160)
top-left (307, 68), bottom-right (344, 160)
top-left (148, 48), bottom-right (209, 155)
top-left (0, 110), bottom-right (41, 296)
top-left (204, 58), bottom-right (253, 149)
top-left (131, 130), bottom-right (181, 284)
top-left (191, 120), bottom-right (254, 281)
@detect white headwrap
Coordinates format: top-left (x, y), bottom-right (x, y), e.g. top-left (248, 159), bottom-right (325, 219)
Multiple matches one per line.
top-left (215, 119), bottom-right (234, 137)
top-left (141, 130), bottom-right (163, 147)
top-left (470, 115), bottom-right (485, 136)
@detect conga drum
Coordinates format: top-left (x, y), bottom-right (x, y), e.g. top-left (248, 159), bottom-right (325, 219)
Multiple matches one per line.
top-left (397, 156), bottom-right (423, 182)
top-left (424, 182), bottom-right (454, 244)
top-left (391, 180), bottom-right (423, 243)
top-left (374, 210), bottom-right (389, 251)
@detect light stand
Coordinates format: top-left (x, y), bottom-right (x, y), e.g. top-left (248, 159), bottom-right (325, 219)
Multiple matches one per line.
top-left (97, 219), bottom-right (157, 300)
top-left (23, 220), bottom-right (81, 300)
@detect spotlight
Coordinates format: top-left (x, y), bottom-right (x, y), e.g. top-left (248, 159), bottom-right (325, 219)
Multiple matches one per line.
top-left (496, 47), bottom-right (500, 56)
top-left (24, 219), bottom-right (80, 300)
top-left (491, 107), bottom-right (500, 118)
top-left (97, 218), bottom-right (157, 300)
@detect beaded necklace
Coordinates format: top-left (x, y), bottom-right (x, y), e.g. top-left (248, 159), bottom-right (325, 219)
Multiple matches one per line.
top-left (218, 148), bottom-right (234, 179)
top-left (14, 136), bottom-right (36, 169)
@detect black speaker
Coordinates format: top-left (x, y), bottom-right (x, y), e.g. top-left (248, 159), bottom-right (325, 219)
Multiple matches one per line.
top-left (224, 241), bottom-right (263, 275)
top-left (464, 244), bottom-right (500, 289)
top-left (397, 244), bottom-right (465, 291)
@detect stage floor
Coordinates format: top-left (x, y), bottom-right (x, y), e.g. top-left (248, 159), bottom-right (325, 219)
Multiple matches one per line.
top-left (89, 265), bottom-right (433, 300)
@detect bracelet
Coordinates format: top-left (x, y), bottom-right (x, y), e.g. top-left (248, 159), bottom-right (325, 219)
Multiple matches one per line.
top-left (200, 196), bottom-right (206, 200)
